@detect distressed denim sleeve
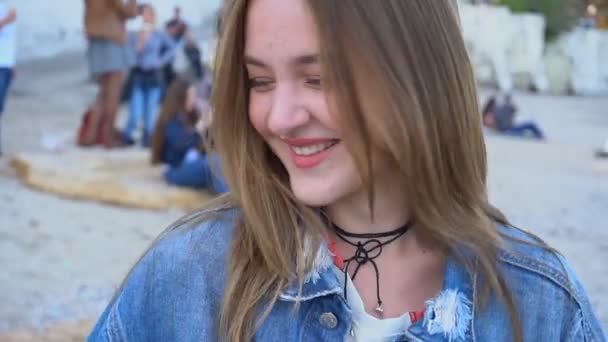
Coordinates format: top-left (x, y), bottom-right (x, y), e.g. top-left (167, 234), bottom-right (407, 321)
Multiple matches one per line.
top-left (86, 268), bottom-right (150, 342)
top-left (87, 212), bottom-right (235, 341)
top-left (86, 237), bottom-right (167, 341)
top-left (561, 256), bottom-right (606, 341)
top-left (87, 296), bottom-right (125, 342)
top-left (563, 309), bottom-right (607, 342)
top-left (579, 307), bottom-right (607, 341)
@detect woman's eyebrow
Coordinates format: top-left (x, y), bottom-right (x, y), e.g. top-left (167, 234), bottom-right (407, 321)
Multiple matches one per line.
top-left (244, 54), bottom-right (319, 69)
top-left (292, 54), bottom-right (319, 66)
top-left (244, 55), bottom-right (269, 69)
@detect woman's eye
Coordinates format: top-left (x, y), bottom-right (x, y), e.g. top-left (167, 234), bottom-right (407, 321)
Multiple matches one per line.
top-left (305, 77), bottom-right (322, 88)
top-left (248, 78), bottom-right (274, 92)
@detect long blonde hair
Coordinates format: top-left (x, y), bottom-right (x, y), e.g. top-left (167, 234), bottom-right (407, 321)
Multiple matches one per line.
top-left (211, 0), bottom-right (522, 341)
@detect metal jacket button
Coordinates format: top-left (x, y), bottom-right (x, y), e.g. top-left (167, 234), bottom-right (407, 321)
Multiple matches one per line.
top-left (319, 312), bottom-right (338, 329)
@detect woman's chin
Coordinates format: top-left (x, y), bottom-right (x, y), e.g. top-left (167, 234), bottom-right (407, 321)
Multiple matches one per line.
top-left (289, 177), bottom-right (350, 209)
top-left (290, 183), bottom-right (332, 208)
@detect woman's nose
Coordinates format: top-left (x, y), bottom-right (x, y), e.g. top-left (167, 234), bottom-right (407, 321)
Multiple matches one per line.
top-left (266, 85), bottom-right (310, 136)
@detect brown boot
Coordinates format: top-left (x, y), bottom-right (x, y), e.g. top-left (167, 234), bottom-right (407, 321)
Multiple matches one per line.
top-left (77, 106), bottom-right (102, 147)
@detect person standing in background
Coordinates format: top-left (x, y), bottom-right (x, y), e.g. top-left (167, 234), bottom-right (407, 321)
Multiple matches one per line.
top-left (167, 6), bottom-right (187, 41)
top-left (161, 19), bottom-right (184, 90)
top-left (122, 3), bottom-right (177, 147)
top-left (162, 6), bottom-right (199, 89)
top-left (0, 1), bottom-right (16, 157)
top-left (83, 0), bottom-right (138, 148)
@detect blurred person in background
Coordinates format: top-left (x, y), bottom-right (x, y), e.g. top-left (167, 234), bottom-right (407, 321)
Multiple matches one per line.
top-left (150, 78), bottom-right (227, 193)
top-left (122, 3), bottom-right (178, 147)
top-left (161, 7), bottom-right (189, 90)
top-left (165, 6), bottom-right (188, 40)
top-left (596, 138), bottom-right (608, 159)
top-left (82, 0), bottom-right (138, 148)
top-left (183, 32), bottom-right (205, 81)
top-left (481, 96), bottom-right (497, 130)
top-left (0, 1), bottom-right (16, 157)
top-left (160, 20), bottom-right (181, 89)
top-left (163, 9), bottom-right (205, 87)
top-left (489, 94), bottom-right (545, 140)
top-left (119, 4), bottom-right (146, 106)
top-left (166, 6), bottom-right (187, 41)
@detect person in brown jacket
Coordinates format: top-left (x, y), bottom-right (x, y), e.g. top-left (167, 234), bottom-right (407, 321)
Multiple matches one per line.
top-left (81, 0), bottom-right (138, 148)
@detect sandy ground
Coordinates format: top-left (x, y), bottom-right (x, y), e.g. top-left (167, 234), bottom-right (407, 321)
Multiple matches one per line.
top-left (0, 53), bottom-right (186, 340)
top-left (0, 52), bottom-right (607, 340)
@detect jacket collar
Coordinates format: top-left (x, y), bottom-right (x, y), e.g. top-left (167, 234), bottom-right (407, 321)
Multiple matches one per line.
top-left (279, 240), bottom-right (476, 341)
top-left (279, 240), bottom-right (343, 301)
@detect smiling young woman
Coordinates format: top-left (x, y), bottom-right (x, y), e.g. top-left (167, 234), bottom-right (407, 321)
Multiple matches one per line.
top-left (87, 1), bottom-right (605, 341)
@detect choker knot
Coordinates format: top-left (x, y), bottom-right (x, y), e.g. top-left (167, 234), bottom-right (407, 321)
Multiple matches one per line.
top-left (329, 218), bottom-right (414, 315)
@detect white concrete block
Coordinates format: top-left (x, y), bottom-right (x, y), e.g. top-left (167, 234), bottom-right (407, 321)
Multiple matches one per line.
top-left (560, 28), bottom-right (608, 96)
top-left (5, 0), bottom-right (222, 62)
top-left (458, 2), bottom-right (547, 92)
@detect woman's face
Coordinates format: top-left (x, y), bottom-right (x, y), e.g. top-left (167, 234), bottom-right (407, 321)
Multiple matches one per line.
top-left (141, 6), bottom-right (155, 25)
top-left (245, 0), bottom-right (362, 207)
top-left (185, 86), bottom-right (197, 113)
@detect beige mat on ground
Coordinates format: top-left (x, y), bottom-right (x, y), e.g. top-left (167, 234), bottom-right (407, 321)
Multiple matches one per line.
top-left (11, 148), bottom-right (214, 211)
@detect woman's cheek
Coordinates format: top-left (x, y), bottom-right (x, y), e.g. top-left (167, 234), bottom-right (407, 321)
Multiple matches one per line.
top-left (248, 97), bottom-right (268, 135)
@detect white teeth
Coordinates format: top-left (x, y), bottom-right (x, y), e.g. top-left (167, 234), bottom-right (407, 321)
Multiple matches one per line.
top-left (293, 142), bottom-right (336, 156)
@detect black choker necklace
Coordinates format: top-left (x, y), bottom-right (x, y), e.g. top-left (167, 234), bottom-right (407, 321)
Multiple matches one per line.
top-left (331, 219), bottom-right (414, 314)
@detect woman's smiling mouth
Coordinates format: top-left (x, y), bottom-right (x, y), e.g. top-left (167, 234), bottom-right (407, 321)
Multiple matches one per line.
top-left (283, 138), bottom-right (340, 168)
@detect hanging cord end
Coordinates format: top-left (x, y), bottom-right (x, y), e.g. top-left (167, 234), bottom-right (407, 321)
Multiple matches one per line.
top-left (375, 301), bottom-right (384, 314)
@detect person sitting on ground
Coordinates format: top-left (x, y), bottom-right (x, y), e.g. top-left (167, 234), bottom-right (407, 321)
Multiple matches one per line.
top-left (123, 3), bottom-right (178, 147)
top-left (595, 138), bottom-right (608, 159)
top-left (492, 94), bottom-right (545, 140)
top-left (481, 96), bottom-right (497, 129)
top-left (150, 78), bottom-right (227, 193)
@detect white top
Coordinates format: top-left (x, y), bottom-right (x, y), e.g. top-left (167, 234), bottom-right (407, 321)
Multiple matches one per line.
top-left (0, 3), bottom-right (16, 67)
top-left (126, 16), bottom-right (144, 32)
top-left (335, 268), bottom-right (414, 342)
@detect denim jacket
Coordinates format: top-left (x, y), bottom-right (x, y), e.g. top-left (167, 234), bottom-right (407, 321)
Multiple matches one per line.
top-left (88, 207), bottom-right (606, 341)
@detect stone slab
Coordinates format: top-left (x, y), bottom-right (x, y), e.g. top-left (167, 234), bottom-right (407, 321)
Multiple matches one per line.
top-left (10, 148), bottom-right (214, 211)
